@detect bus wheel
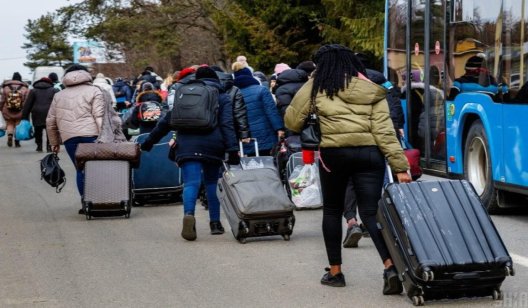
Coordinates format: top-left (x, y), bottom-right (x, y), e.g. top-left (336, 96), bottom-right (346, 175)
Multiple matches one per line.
top-left (464, 120), bottom-right (500, 213)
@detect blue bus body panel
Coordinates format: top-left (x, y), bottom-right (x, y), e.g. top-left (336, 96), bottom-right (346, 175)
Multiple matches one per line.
top-left (446, 93), bottom-right (528, 188)
top-left (501, 104), bottom-right (528, 186)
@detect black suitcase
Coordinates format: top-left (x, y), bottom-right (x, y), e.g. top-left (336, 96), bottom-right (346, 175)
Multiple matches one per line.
top-left (217, 166), bottom-right (295, 244)
top-left (132, 133), bottom-right (182, 205)
top-left (377, 180), bottom-right (514, 306)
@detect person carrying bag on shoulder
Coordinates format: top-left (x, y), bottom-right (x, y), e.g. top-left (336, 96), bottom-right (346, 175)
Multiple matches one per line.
top-left (284, 44), bottom-right (411, 293)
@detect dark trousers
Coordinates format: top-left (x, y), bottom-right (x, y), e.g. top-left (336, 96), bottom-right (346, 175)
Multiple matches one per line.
top-left (63, 136), bottom-right (97, 197)
top-left (34, 125), bottom-right (50, 148)
top-left (319, 146), bottom-right (390, 265)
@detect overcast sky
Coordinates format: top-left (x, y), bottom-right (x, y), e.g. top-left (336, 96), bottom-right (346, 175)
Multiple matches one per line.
top-left (0, 1), bottom-right (82, 81)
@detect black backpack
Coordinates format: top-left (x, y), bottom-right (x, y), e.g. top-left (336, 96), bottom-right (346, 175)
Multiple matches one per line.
top-left (169, 80), bottom-right (219, 132)
top-left (40, 154), bottom-right (66, 193)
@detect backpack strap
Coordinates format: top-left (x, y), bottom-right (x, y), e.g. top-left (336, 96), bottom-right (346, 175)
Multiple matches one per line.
top-left (7, 84), bottom-right (20, 92)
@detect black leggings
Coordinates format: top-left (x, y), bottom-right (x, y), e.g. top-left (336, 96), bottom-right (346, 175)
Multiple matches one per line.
top-left (319, 146), bottom-right (390, 265)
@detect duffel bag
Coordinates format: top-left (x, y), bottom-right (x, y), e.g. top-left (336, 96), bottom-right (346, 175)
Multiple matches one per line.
top-left (75, 142), bottom-right (140, 170)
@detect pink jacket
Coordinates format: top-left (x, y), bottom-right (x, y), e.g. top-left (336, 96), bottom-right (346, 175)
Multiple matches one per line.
top-left (46, 70), bottom-right (105, 146)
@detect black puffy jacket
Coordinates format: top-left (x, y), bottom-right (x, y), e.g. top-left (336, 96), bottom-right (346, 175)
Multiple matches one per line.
top-left (217, 72), bottom-right (250, 139)
top-left (366, 69), bottom-right (405, 133)
top-left (273, 69), bottom-right (308, 118)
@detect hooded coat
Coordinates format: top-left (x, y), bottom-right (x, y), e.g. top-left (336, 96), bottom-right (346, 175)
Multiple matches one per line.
top-left (22, 79), bottom-right (55, 126)
top-left (46, 70), bottom-right (105, 146)
top-left (284, 78), bottom-right (409, 173)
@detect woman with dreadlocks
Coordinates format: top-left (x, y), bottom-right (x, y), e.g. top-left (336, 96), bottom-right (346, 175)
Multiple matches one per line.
top-left (284, 44), bottom-right (410, 292)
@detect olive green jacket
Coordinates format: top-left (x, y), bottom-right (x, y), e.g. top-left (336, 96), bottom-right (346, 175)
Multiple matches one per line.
top-left (284, 77), bottom-right (409, 173)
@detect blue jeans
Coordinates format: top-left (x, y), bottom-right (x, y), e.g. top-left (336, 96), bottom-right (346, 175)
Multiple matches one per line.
top-left (63, 136), bottom-right (97, 197)
top-left (181, 161), bottom-right (222, 222)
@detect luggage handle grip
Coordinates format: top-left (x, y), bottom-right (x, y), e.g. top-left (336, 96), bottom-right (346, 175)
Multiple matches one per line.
top-left (453, 272), bottom-right (480, 280)
top-left (239, 138), bottom-right (259, 157)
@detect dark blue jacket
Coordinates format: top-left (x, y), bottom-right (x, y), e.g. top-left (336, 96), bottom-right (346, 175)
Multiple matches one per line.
top-left (236, 83), bottom-right (284, 154)
top-left (140, 79), bottom-right (238, 165)
top-left (112, 80), bottom-right (132, 104)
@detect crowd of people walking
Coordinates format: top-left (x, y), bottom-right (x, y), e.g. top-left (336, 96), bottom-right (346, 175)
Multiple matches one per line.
top-left (0, 44), bottom-right (411, 295)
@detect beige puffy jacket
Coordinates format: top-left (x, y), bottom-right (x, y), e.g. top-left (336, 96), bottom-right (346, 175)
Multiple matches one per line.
top-left (46, 70), bottom-right (105, 146)
top-left (284, 77), bottom-right (409, 173)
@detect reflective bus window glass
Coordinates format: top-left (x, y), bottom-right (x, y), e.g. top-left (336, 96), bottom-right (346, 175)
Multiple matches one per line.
top-left (504, 0), bottom-right (528, 101)
top-left (387, 0), bottom-right (408, 89)
top-left (449, 0), bottom-right (503, 101)
top-left (427, 0), bottom-right (447, 161)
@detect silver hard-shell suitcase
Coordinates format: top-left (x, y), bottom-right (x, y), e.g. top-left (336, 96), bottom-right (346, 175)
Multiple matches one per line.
top-left (82, 160), bottom-right (132, 219)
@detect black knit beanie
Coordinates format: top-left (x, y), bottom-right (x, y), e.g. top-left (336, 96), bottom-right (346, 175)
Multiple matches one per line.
top-left (196, 66), bottom-right (219, 80)
top-left (48, 72), bottom-right (59, 83)
top-left (12, 72), bottom-right (22, 81)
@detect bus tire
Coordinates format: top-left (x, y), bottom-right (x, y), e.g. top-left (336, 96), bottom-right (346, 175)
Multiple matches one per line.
top-left (464, 120), bottom-right (500, 213)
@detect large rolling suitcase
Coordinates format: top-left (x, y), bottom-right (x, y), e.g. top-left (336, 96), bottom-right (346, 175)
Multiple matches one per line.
top-left (217, 161), bottom-right (295, 244)
top-left (132, 133), bottom-right (182, 205)
top-left (376, 179), bottom-right (514, 306)
top-left (218, 168), bottom-right (295, 244)
top-left (82, 160), bottom-right (132, 220)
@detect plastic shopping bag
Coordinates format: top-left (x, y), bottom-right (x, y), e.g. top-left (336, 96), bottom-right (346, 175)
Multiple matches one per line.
top-left (0, 112), bottom-right (6, 130)
top-left (0, 129), bottom-right (5, 138)
top-left (288, 163), bottom-right (322, 209)
top-left (15, 119), bottom-right (34, 141)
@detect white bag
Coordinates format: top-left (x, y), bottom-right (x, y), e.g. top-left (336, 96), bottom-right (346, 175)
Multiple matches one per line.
top-left (0, 112), bottom-right (6, 130)
top-left (288, 163), bottom-right (322, 209)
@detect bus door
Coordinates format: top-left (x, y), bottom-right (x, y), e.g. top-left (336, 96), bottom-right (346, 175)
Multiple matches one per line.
top-left (408, 0), bottom-right (447, 173)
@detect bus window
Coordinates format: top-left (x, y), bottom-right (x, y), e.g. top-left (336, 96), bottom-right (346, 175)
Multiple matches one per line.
top-left (503, 0), bottom-right (528, 102)
top-left (449, 1), bottom-right (503, 101)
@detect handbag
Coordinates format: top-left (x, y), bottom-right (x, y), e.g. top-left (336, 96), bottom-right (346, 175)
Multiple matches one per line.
top-left (75, 142), bottom-right (141, 170)
top-left (400, 137), bottom-right (422, 181)
top-left (300, 100), bottom-right (321, 150)
top-left (40, 153), bottom-right (66, 193)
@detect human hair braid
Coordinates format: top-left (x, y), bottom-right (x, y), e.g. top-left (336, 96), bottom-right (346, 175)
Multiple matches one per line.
top-left (310, 48), bottom-right (367, 102)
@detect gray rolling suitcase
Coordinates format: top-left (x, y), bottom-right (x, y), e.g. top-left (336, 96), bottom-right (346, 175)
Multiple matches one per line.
top-left (217, 165), bottom-right (295, 244)
top-left (377, 179), bottom-right (514, 306)
top-left (82, 160), bottom-right (132, 220)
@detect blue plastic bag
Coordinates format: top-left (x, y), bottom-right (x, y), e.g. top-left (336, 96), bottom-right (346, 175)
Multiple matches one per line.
top-left (15, 120), bottom-right (34, 141)
top-left (0, 129), bottom-right (5, 138)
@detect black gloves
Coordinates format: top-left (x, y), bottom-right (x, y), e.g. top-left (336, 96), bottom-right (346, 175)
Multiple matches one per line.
top-left (140, 141), bottom-right (153, 152)
top-left (227, 151), bottom-right (240, 165)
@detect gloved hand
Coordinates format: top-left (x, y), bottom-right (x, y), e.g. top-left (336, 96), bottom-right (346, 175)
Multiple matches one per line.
top-left (227, 151), bottom-right (240, 165)
top-left (140, 141), bottom-right (153, 152)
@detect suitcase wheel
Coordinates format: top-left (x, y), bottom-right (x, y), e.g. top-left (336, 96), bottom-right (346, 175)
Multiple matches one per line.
top-left (492, 289), bottom-right (503, 300)
top-left (84, 201), bottom-right (92, 220)
top-left (240, 222), bottom-right (249, 235)
top-left (237, 237), bottom-right (247, 244)
top-left (505, 266), bottom-right (515, 276)
top-left (411, 295), bottom-right (424, 306)
top-left (282, 234), bottom-right (290, 241)
top-left (422, 269), bottom-right (434, 282)
top-left (121, 201), bottom-right (131, 218)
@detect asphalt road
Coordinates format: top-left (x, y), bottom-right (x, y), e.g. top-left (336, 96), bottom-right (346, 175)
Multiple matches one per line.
top-left (1, 140), bottom-right (527, 307)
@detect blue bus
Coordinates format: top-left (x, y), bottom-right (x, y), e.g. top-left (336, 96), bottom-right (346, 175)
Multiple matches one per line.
top-left (385, 0), bottom-right (528, 213)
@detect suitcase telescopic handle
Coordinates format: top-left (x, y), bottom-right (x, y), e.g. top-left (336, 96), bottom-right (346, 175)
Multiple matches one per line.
top-left (386, 162), bottom-right (394, 184)
top-left (239, 138), bottom-right (259, 157)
